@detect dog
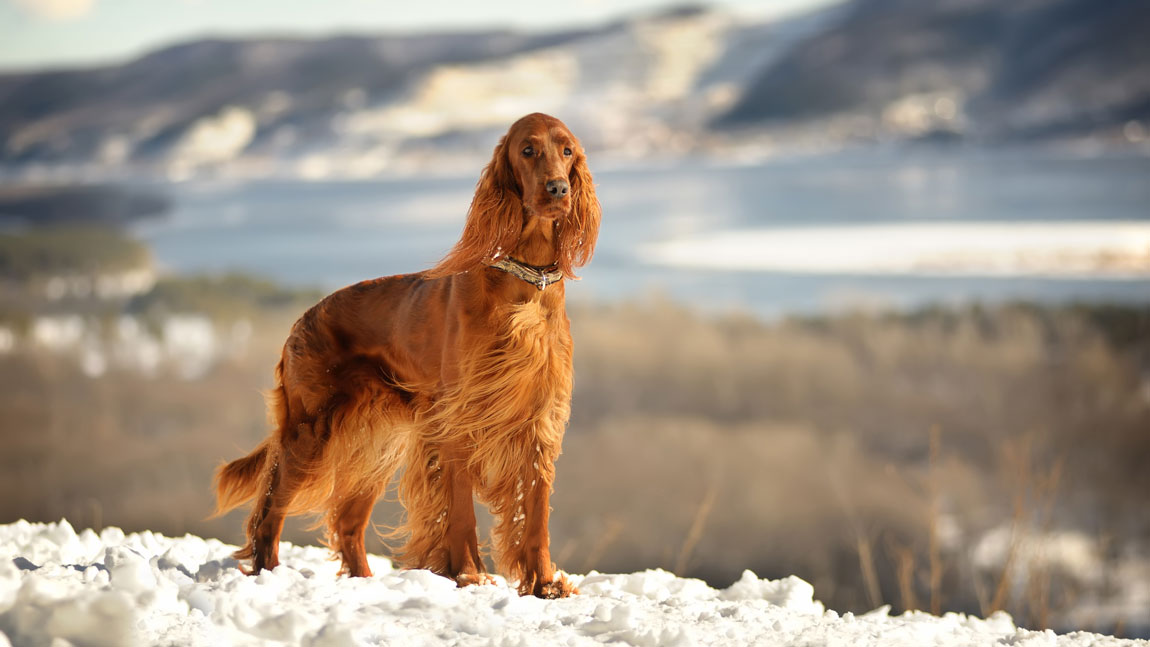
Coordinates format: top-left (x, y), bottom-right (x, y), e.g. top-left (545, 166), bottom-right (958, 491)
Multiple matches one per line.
top-left (213, 113), bottom-right (600, 598)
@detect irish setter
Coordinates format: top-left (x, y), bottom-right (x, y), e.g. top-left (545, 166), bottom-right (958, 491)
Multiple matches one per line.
top-left (213, 113), bottom-right (598, 598)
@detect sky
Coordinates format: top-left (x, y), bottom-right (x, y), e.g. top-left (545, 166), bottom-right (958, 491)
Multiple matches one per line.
top-left (0, 0), bottom-right (838, 71)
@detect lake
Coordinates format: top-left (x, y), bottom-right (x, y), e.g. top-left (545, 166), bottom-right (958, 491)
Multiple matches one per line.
top-left (136, 149), bottom-right (1150, 318)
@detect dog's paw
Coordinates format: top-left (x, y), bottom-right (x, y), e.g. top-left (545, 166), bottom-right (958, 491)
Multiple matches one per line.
top-left (536, 571), bottom-right (578, 599)
top-left (455, 572), bottom-right (496, 587)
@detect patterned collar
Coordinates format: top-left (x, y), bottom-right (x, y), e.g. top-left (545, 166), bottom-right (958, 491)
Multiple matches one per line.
top-left (487, 257), bottom-right (564, 291)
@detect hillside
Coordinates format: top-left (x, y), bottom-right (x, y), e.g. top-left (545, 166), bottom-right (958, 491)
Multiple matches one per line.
top-left (2, 520), bottom-right (1145, 646)
top-left (1, 1), bottom-right (1147, 180)
top-left (716, 0), bottom-right (1150, 143)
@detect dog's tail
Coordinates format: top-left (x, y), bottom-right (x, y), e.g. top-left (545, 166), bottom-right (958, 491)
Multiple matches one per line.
top-left (212, 439), bottom-right (271, 518)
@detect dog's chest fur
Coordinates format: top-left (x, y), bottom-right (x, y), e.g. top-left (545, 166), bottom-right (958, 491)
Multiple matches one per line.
top-left (427, 300), bottom-right (573, 452)
top-left (476, 300), bottom-right (573, 432)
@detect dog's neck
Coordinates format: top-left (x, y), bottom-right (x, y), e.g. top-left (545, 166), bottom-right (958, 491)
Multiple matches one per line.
top-left (485, 213), bottom-right (564, 293)
top-left (510, 213), bottom-right (559, 268)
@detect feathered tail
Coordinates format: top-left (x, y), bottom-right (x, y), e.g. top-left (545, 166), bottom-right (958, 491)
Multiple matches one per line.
top-left (212, 440), bottom-right (271, 517)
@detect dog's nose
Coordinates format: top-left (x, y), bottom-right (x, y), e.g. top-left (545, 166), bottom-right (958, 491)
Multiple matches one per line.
top-left (546, 179), bottom-right (569, 198)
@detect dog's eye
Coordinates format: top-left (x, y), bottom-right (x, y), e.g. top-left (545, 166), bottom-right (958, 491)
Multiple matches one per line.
top-left (522, 146), bottom-right (534, 157)
top-left (564, 148), bottom-right (572, 156)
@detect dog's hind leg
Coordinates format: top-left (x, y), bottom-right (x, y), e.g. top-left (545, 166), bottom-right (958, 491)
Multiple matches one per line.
top-left (319, 381), bottom-right (411, 577)
top-left (240, 458), bottom-right (285, 574)
top-left (328, 483), bottom-right (385, 577)
top-left (239, 414), bottom-right (327, 574)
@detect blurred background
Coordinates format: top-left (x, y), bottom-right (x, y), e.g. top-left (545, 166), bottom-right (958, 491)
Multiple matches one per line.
top-left (1, 0), bottom-right (1148, 637)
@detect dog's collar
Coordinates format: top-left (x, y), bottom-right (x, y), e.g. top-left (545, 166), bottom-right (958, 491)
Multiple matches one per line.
top-left (487, 257), bottom-right (564, 291)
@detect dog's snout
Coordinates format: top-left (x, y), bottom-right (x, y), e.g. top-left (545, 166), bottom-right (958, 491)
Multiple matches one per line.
top-left (546, 179), bottom-right (569, 199)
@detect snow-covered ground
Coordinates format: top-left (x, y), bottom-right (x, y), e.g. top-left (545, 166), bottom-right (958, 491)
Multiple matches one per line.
top-left (1, 520), bottom-right (1144, 647)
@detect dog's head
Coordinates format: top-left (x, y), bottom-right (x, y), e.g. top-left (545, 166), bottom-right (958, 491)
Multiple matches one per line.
top-left (432, 113), bottom-right (601, 280)
top-left (501, 113), bottom-right (582, 219)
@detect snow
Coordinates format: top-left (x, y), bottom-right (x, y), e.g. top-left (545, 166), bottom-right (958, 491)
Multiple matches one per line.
top-left (1, 520), bottom-right (1144, 647)
top-left (972, 525), bottom-right (1103, 585)
top-left (20, 314), bottom-right (247, 379)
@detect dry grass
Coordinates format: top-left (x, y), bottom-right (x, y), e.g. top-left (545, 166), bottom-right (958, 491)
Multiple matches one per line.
top-left (0, 299), bottom-right (1147, 632)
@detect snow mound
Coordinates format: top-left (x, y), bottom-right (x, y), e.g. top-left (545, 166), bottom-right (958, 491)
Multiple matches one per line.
top-left (0, 520), bottom-right (1143, 646)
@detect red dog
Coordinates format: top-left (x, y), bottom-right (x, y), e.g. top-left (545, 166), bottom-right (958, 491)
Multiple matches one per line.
top-left (214, 113), bottom-right (599, 598)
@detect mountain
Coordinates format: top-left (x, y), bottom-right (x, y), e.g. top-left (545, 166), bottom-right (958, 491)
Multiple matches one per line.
top-left (717, 0), bottom-right (1150, 143)
top-left (0, 27), bottom-right (607, 175)
top-left (0, 1), bottom-right (1146, 180)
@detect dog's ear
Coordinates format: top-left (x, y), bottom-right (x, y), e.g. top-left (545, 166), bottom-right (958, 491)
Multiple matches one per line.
top-left (480, 134), bottom-right (520, 200)
top-left (429, 136), bottom-right (523, 278)
top-left (556, 145), bottom-right (601, 279)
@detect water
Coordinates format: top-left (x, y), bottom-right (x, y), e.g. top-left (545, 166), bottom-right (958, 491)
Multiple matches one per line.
top-left (136, 149), bottom-right (1150, 318)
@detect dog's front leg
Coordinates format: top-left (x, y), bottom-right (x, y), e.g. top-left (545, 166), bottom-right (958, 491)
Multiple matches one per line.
top-left (441, 443), bottom-right (491, 586)
top-left (493, 451), bottom-right (577, 599)
top-left (398, 440), bottom-right (489, 586)
top-left (522, 470), bottom-right (577, 598)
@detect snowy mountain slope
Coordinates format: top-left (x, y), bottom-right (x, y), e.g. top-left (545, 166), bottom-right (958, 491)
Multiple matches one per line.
top-left (716, 0), bottom-right (1150, 141)
top-left (5, 0), bottom-right (1147, 180)
top-left (1, 520), bottom-right (1144, 647)
top-left (1, 8), bottom-right (761, 178)
top-left (0, 28), bottom-right (601, 170)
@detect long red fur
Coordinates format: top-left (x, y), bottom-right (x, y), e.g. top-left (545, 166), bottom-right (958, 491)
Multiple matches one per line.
top-left (212, 113), bottom-right (599, 598)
